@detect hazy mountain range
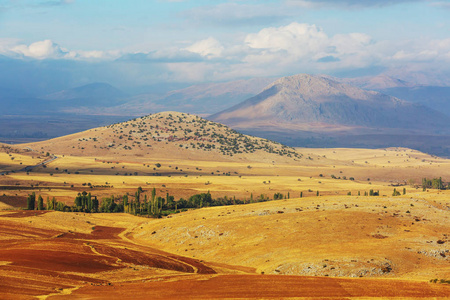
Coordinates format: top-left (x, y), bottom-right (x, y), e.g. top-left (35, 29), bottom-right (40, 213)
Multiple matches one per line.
top-left (211, 74), bottom-right (449, 132)
top-left (1, 72), bottom-right (449, 156)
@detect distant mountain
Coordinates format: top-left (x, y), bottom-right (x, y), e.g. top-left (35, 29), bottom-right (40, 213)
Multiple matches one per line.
top-left (330, 75), bottom-right (450, 117)
top-left (210, 74), bottom-right (450, 156)
top-left (41, 82), bottom-right (128, 108)
top-left (378, 86), bottom-right (450, 117)
top-left (211, 74), bottom-right (449, 131)
top-left (109, 78), bottom-right (276, 116)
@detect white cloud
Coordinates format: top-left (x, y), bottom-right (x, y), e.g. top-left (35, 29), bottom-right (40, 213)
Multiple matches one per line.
top-left (245, 23), bottom-right (328, 56)
top-left (241, 22), bottom-right (378, 71)
top-left (185, 37), bottom-right (224, 58)
top-left (1, 39), bottom-right (117, 60)
top-left (12, 39), bottom-right (65, 59)
top-left (2, 22), bottom-right (450, 84)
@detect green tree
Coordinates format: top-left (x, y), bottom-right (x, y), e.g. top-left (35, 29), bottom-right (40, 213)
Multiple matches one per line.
top-left (27, 192), bottom-right (36, 210)
top-left (37, 195), bottom-right (44, 210)
top-left (46, 196), bottom-right (51, 210)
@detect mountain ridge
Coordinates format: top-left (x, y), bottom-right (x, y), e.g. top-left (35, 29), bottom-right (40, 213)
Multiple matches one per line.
top-left (211, 74), bottom-right (450, 132)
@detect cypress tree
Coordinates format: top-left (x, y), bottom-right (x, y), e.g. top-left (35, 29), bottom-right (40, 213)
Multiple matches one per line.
top-left (27, 192), bottom-right (36, 210)
top-left (46, 196), bottom-right (51, 210)
top-left (37, 195), bottom-right (44, 210)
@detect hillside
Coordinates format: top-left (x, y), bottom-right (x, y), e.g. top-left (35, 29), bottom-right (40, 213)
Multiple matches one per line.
top-left (134, 192), bottom-right (450, 279)
top-left (24, 111), bottom-right (300, 163)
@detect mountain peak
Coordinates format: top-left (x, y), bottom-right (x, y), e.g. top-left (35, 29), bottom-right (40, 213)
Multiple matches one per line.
top-left (211, 73), bottom-right (449, 133)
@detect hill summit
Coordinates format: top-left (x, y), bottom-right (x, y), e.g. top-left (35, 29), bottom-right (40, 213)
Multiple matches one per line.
top-left (210, 74), bottom-right (450, 133)
top-left (26, 112), bottom-right (301, 162)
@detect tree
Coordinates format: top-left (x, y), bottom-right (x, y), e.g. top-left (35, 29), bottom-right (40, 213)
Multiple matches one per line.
top-left (37, 195), bottom-right (44, 210)
top-left (27, 192), bottom-right (36, 210)
top-left (392, 188), bottom-right (400, 196)
top-left (92, 196), bottom-right (99, 212)
top-left (46, 196), bottom-right (52, 210)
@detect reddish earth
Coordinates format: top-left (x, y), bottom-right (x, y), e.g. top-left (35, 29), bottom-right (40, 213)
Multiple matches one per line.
top-left (1, 211), bottom-right (449, 299)
top-left (52, 274), bottom-right (450, 299)
top-left (0, 195), bottom-right (27, 207)
top-left (1, 210), bottom-right (49, 218)
top-left (0, 211), bottom-right (220, 299)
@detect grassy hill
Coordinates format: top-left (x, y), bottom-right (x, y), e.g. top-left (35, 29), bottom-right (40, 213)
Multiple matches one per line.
top-left (25, 111), bottom-right (301, 163)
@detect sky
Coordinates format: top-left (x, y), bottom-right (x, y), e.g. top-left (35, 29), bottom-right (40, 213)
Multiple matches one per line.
top-left (0, 0), bottom-right (450, 93)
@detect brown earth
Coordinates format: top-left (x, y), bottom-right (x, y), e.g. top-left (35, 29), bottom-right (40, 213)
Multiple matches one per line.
top-left (1, 211), bottom-right (449, 299)
top-left (0, 211), bottom-right (239, 299)
top-left (54, 274), bottom-right (450, 299)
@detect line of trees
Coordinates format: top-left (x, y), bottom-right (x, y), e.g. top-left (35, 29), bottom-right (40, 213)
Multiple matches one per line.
top-left (25, 188), bottom-right (289, 217)
top-left (422, 177), bottom-right (449, 190)
top-left (27, 183), bottom-right (426, 217)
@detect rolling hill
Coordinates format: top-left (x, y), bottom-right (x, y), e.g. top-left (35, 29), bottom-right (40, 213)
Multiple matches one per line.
top-left (25, 111), bottom-right (301, 163)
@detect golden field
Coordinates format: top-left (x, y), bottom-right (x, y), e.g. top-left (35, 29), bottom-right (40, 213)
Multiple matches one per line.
top-left (0, 113), bottom-right (449, 299)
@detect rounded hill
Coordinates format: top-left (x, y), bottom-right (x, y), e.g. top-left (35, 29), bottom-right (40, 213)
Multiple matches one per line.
top-left (25, 112), bottom-right (301, 163)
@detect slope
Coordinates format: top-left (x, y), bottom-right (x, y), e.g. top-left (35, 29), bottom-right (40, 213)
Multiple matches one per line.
top-left (23, 111), bottom-right (301, 163)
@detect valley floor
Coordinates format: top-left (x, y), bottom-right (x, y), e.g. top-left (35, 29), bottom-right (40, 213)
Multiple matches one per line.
top-left (0, 146), bottom-right (449, 298)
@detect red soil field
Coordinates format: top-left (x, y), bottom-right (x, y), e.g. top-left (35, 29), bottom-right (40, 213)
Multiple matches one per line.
top-left (1, 211), bottom-right (449, 299)
top-left (52, 274), bottom-right (450, 299)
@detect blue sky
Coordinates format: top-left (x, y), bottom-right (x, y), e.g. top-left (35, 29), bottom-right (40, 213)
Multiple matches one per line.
top-left (1, 0), bottom-right (450, 92)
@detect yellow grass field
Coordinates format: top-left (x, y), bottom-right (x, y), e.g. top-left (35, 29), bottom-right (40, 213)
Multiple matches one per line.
top-left (0, 114), bottom-right (449, 298)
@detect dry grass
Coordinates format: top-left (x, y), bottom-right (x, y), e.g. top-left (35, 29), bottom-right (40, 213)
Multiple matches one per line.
top-left (131, 191), bottom-right (450, 280)
top-left (1, 113), bottom-right (449, 298)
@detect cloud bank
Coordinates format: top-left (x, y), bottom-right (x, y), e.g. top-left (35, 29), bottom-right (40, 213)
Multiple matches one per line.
top-left (1, 21), bottom-right (450, 85)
